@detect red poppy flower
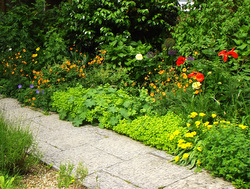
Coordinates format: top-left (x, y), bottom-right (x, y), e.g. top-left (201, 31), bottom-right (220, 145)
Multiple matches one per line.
top-left (176, 57), bottom-right (186, 66)
top-left (218, 47), bottom-right (238, 62)
top-left (188, 71), bottom-right (204, 82)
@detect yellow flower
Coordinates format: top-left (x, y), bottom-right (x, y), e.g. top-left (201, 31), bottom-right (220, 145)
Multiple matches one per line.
top-left (199, 113), bottom-right (206, 117)
top-left (32, 54), bottom-right (38, 58)
top-left (212, 114), bottom-right (217, 118)
top-left (197, 147), bottom-right (202, 152)
top-left (135, 53), bottom-right (143, 60)
top-left (36, 47), bottom-right (40, 51)
top-left (195, 121), bottom-right (201, 126)
top-left (239, 125), bottom-right (247, 130)
top-left (213, 122), bottom-right (219, 125)
top-left (186, 142), bottom-right (193, 148)
top-left (186, 123), bottom-right (191, 127)
top-left (185, 133), bottom-right (194, 138)
top-left (191, 131), bottom-right (197, 136)
top-left (173, 130), bottom-right (180, 136)
top-left (175, 156), bottom-right (180, 162)
top-left (162, 92), bottom-right (166, 96)
top-left (178, 139), bottom-right (185, 144)
top-left (203, 121), bottom-right (210, 127)
top-left (194, 51), bottom-right (198, 55)
top-left (207, 125), bottom-right (213, 129)
top-left (182, 68), bottom-right (187, 72)
top-left (189, 112), bottom-right (198, 118)
top-left (182, 153), bottom-right (189, 159)
top-left (197, 159), bottom-right (201, 166)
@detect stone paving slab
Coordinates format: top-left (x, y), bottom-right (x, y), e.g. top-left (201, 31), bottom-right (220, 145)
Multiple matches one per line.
top-left (90, 133), bottom-right (155, 161)
top-left (84, 170), bottom-right (142, 189)
top-left (49, 145), bottom-right (123, 174)
top-left (104, 153), bottom-right (195, 189)
top-left (165, 171), bottom-right (234, 189)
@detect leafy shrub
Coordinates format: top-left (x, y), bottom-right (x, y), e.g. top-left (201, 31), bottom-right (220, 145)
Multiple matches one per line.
top-left (198, 123), bottom-right (249, 189)
top-left (58, 0), bottom-right (179, 52)
top-left (0, 0), bottom-right (56, 53)
top-left (173, 0), bottom-right (249, 59)
top-left (113, 112), bottom-right (186, 153)
top-left (51, 85), bottom-right (155, 128)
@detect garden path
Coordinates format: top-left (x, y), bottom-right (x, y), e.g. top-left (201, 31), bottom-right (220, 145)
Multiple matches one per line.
top-left (0, 96), bottom-right (235, 189)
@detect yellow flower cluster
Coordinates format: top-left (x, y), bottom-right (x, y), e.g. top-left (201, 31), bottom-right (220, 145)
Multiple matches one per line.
top-left (178, 139), bottom-right (193, 149)
top-left (184, 131), bottom-right (197, 138)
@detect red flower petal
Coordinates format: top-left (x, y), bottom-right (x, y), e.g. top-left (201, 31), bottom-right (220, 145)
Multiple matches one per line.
top-left (188, 71), bottom-right (204, 82)
top-left (188, 71), bottom-right (198, 78)
top-left (176, 57), bottom-right (186, 66)
top-left (196, 73), bottom-right (204, 82)
top-left (223, 54), bottom-right (228, 62)
top-left (218, 50), bottom-right (226, 56)
top-left (227, 48), bottom-right (238, 59)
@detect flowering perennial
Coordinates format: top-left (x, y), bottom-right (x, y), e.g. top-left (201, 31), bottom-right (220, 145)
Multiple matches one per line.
top-left (218, 47), bottom-right (238, 62)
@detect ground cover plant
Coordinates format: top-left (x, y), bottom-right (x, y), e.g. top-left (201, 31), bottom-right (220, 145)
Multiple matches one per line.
top-left (0, 0), bottom-right (249, 188)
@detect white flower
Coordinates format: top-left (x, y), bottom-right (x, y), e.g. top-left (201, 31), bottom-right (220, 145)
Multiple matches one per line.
top-left (135, 53), bottom-right (143, 60)
top-left (192, 82), bottom-right (201, 90)
top-left (9, 48), bottom-right (12, 51)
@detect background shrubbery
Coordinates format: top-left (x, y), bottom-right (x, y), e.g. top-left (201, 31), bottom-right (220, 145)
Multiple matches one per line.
top-left (0, 0), bottom-right (249, 188)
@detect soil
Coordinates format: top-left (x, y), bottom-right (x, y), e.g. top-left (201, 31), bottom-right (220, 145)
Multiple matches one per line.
top-left (19, 162), bottom-right (87, 189)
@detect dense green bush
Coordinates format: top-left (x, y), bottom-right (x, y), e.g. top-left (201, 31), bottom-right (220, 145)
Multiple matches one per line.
top-left (59, 0), bottom-right (179, 52)
top-left (198, 123), bottom-right (249, 189)
top-left (173, 0), bottom-right (249, 59)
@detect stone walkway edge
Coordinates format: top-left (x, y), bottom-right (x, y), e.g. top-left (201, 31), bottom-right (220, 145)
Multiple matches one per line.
top-left (0, 96), bottom-right (235, 189)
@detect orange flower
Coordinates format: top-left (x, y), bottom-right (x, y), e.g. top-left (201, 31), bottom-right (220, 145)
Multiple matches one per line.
top-left (150, 93), bottom-right (155, 97)
top-left (23, 49), bottom-right (26, 52)
top-left (195, 90), bottom-right (199, 94)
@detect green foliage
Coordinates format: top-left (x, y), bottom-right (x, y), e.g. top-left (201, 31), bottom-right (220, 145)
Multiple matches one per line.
top-left (0, 0), bottom-right (55, 53)
top-left (60, 0), bottom-right (179, 52)
top-left (113, 112), bottom-right (187, 153)
top-left (173, 0), bottom-right (249, 59)
top-left (51, 85), bottom-right (154, 128)
top-left (57, 161), bottom-right (88, 188)
top-left (198, 123), bottom-right (249, 189)
top-left (0, 113), bottom-right (40, 175)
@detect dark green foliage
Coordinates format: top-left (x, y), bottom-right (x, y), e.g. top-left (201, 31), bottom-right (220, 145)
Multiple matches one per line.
top-left (59, 0), bottom-right (179, 52)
